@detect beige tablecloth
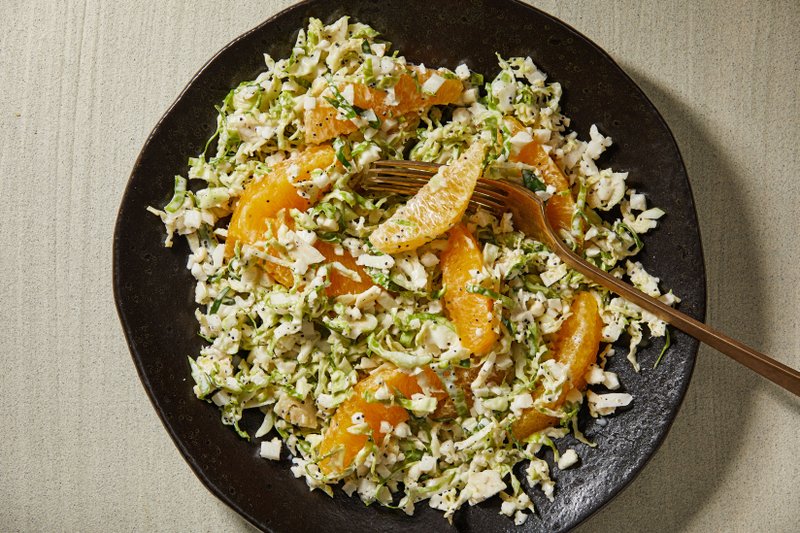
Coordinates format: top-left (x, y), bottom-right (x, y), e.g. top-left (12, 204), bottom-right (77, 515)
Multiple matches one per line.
top-left (1, 1), bottom-right (798, 531)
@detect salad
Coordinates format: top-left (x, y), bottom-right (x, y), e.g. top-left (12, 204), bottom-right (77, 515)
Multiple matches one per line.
top-left (149, 16), bottom-right (677, 525)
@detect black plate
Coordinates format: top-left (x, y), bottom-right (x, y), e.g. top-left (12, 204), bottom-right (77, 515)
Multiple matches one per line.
top-left (113, 1), bottom-right (706, 531)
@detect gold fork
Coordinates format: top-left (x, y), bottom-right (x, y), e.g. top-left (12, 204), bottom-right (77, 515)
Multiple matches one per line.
top-left (361, 159), bottom-right (800, 396)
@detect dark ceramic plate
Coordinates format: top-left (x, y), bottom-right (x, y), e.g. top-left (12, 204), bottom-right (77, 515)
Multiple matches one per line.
top-left (113, 0), bottom-right (706, 531)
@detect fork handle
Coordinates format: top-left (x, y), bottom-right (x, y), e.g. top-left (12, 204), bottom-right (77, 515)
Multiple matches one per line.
top-left (556, 245), bottom-right (800, 396)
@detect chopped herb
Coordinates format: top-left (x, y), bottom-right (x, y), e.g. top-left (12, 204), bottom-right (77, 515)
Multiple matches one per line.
top-left (324, 79), bottom-right (358, 119)
top-left (522, 169), bottom-right (546, 193)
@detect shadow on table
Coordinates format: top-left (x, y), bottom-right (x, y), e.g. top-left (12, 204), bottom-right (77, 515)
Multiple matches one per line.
top-left (576, 65), bottom-right (769, 533)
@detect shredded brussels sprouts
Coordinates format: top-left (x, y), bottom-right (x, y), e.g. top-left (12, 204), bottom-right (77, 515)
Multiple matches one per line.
top-left (149, 16), bottom-right (677, 525)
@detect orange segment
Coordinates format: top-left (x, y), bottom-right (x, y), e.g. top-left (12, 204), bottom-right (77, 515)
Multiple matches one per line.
top-left (304, 68), bottom-right (462, 144)
top-left (511, 291), bottom-right (603, 440)
top-left (511, 404), bottom-right (557, 439)
top-left (225, 145), bottom-right (335, 258)
top-left (440, 223), bottom-right (498, 356)
top-left (504, 116), bottom-right (579, 237)
top-left (315, 241), bottom-right (375, 297)
top-left (319, 366), bottom-right (447, 476)
top-left (223, 144), bottom-right (371, 292)
top-left (388, 69), bottom-right (463, 115)
top-left (370, 141), bottom-right (486, 254)
top-left (304, 106), bottom-right (355, 146)
top-left (512, 141), bottom-right (577, 236)
top-left (240, 218), bottom-right (375, 294)
top-left (514, 141), bottom-right (570, 191)
top-left (432, 364), bottom-right (507, 419)
top-left (550, 291), bottom-right (603, 394)
top-left (261, 214), bottom-right (297, 287)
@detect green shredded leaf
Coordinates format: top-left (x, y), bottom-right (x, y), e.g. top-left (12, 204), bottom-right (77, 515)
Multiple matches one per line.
top-left (367, 331), bottom-right (432, 368)
top-left (332, 138), bottom-right (352, 169)
top-left (210, 286), bottom-right (230, 314)
top-left (614, 221), bottom-right (643, 252)
top-left (469, 72), bottom-right (484, 86)
top-left (366, 268), bottom-right (405, 292)
top-left (366, 268), bottom-right (427, 296)
top-left (653, 328), bottom-right (671, 368)
top-left (188, 357), bottom-right (214, 399)
top-left (405, 313), bottom-right (453, 330)
top-left (363, 110), bottom-right (381, 129)
top-left (324, 78), bottom-right (359, 119)
top-left (466, 284), bottom-right (515, 308)
top-left (431, 285), bottom-right (447, 300)
top-left (164, 176), bottom-right (187, 213)
top-left (526, 321), bottom-right (540, 358)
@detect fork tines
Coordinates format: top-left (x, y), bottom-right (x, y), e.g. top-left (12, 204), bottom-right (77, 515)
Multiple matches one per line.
top-left (364, 161), bottom-right (507, 214)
